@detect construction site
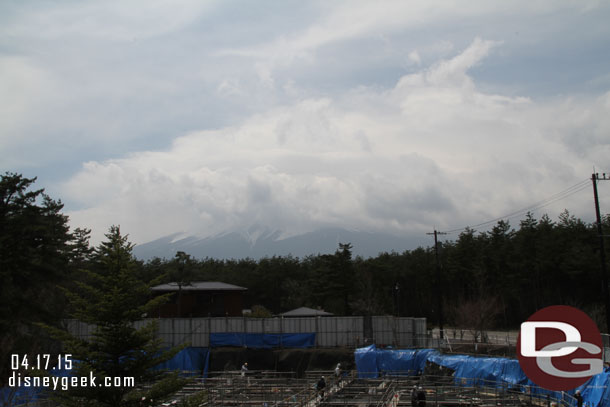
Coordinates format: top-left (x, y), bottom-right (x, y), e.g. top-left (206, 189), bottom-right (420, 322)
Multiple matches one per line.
top-left (8, 320), bottom-right (607, 407)
top-left (162, 369), bottom-right (576, 407)
top-left (147, 342), bottom-right (593, 407)
top-left (4, 343), bottom-right (593, 407)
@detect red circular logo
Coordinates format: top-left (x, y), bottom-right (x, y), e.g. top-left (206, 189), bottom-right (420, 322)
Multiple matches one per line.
top-left (517, 305), bottom-right (603, 391)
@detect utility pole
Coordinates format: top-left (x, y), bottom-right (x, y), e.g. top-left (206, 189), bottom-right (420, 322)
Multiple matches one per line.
top-left (427, 229), bottom-right (447, 340)
top-left (592, 173), bottom-right (610, 333)
top-left (394, 283), bottom-right (400, 317)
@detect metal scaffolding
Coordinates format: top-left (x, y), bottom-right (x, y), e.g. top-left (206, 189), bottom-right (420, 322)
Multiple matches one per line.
top-left (159, 371), bottom-right (576, 407)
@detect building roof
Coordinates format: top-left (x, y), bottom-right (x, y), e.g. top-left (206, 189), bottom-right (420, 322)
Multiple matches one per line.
top-left (151, 281), bottom-right (247, 292)
top-left (280, 307), bottom-right (333, 317)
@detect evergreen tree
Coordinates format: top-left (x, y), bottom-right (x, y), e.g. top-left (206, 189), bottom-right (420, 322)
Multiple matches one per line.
top-left (136, 210), bottom-right (609, 330)
top-left (48, 226), bottom-right (184, 406)
top-left (168, 251), bottom-right (196, 317)
top-left (0, 173), bottom-right (73, 389)
top-left (336, 243), bottom-right (355, 315)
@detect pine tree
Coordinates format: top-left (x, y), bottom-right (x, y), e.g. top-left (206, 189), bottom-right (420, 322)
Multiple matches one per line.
top-left (49, 226), bottom-right (184, 406)
top-left (0, 173), bottom-right (73, 389)
top-left (169, 251), bottom-right (196, 317)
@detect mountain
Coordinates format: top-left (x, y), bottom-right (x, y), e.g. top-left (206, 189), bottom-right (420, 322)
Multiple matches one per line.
top-left (132, 227), bottom-right (424, 260)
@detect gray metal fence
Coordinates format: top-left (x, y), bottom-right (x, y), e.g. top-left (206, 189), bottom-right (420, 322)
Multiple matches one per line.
top-left (64, 316), bottom-right (427, 348)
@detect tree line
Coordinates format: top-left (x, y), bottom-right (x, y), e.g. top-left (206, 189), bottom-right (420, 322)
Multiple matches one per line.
top-left (142, 211), bottom-right (609, 332)
top-left (2, 171), bottom-right (609, 405)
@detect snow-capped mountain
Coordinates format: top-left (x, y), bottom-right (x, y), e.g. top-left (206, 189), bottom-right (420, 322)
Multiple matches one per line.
top-left (132, 227), bottom-right (424, 260)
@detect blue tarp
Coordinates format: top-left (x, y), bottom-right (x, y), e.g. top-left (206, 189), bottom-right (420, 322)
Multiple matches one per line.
top-left (354, 345), bottom-right (610, 407)
top-left (210, 333), bottom-right (316, 349)
top-left (354, 345), bottom-right (379, 378)
top-left (426, 352), bottom-right (527, 386)
top-left (578, 368), bottom-right (610, 407)
top-left (355, 346), bottom-right (435, 378)
top-left (154, 347), bottom-right (210, 377)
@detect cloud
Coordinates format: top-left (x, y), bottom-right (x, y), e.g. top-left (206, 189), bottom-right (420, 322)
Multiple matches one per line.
top-left (424, 37), bottom-right (500, 86)
top-left (407, 51), bottom-right (422, 66)
top-left (0, 0), bottom-right (217, 41)
top-left (0, 0), bottom-right (231, 173)
top-left (0, 56), bottom-right (57, 162)
top-left (3, 0), bottom-right (608, 183)
top-left (214, 0), bottom-right (589, 73)
top-left (62, 38), bottom-right (610, 245)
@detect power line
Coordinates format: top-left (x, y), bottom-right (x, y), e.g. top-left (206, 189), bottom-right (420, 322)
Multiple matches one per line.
top-left (444, 178), bottom-right (591, 234)
top-left (592, 172), bottom-right (610, 332)
top-left (426, 177), bottom-right (595, 340)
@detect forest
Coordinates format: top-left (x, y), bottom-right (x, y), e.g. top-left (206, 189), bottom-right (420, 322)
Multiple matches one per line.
top-left (3, 171), bottom-right (609, 330)
top-left (2, 171), bottom-right (609, 404)
top-left (143, 211), bottom-right (609, 330)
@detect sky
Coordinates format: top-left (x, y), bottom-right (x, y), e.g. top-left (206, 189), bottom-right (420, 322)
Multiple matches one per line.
top-left (2, 0), bottom-right (610, 247)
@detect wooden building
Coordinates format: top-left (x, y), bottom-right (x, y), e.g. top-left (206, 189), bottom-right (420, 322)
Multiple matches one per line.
top-left (151, 281), bottom-right (247, 317)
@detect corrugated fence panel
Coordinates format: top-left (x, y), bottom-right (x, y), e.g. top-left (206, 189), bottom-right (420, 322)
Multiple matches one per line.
top-left (334, 318), bottom-right (348, 347)
top-left (338, 317), bottom-right (363, 347)
top-left (210, 318), bottom-right (244, 333)
top-left (414, 318), bottom-right (427, 347)
top-left (245, 318), bottom-right (259, 333)
top-left (207, 317), bottom-right (280, 334)
top-left (157, 318), bottom-right (174, 347)
top-left (353, 317), bottom-right (365, 346)
top-left (186, 318), bottom-right (208, 347)
top-left (64, 316), bottom-right (426, 348)
top-left (178, 318), bottom-right (195, 347)
top-left (282, 317), bottom-right (316, 333)
top-left (265, 318), bottom-right (281, 333)
top-left (315, 317), bottom-right (364, 347)
top-left (396, 317), bottom-right (414, 348)
top-left (227, 318), bottom-right (245, 332)
top-left (317, 317), bottom-right (333, 347)
top-left (209, 318), bottom-right (223, 333)
top-left (372, 316), bottom-right (394, 346)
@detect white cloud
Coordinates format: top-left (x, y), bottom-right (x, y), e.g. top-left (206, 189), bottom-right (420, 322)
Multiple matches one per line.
top-left (0, 0), bottom-right (217, 41)
top-left (407, 51), bottom-right (421, 66)
top-left (3, 1), bottom-right (609, 248)
top-left (3, 0), bottom-right (608, 177)
top-left (0, 56), bottom-right (52, 143)
top-left (63, 38), bottom-right (610, 245)
top-left (215, 0), bottom-right (588, 70)
top-left (423, 37), bottom-right (499, 87)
